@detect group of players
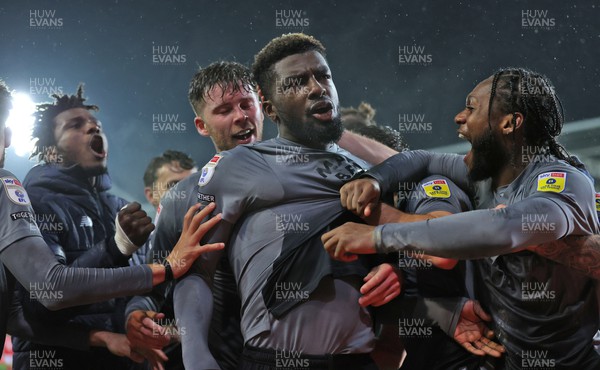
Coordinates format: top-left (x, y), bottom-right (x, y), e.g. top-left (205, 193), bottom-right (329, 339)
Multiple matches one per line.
top-left (1, 32), bottom-right (600, 370)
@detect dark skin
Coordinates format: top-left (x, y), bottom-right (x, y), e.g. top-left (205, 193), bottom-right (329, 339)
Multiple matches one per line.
top-left (323, 75), bottom-right (600, 358)
top-left (347, 197), bottom-right (505, 358)
top-left (118, 202), bottom-right (155, 247)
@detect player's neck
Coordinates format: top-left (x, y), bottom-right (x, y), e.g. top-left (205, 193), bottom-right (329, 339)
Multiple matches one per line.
top-left (278, 132), bottom-right (327, 150)
top-left (492, 161), bottom-right (527, 189)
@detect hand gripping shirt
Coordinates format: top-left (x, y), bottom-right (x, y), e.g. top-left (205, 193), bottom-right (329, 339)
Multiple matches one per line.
top-left (367, 151), bottom-right (600, 369)
top-left (174, 138), bottom-right (375, 367)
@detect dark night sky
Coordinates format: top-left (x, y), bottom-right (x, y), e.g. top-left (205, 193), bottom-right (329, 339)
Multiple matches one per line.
top-left (1, 0), bottom-right (599, 208)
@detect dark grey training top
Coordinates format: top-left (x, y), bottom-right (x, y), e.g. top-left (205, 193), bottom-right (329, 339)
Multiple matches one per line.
top-left (173, 138), bottom-right (377, 368)
top-left (0, 169), bottom-right (152, 350)
top-left (366, 151), bottom-right (600, 369)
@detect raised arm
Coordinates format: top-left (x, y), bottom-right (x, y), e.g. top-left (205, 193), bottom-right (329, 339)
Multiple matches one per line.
top-left (1, 203), bottom-right (223, 310)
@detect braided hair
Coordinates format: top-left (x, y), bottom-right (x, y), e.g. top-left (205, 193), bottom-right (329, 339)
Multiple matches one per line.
top-left (31, 84), bottom-right (98, 162)
top-left (487, 67), bottom-right (581, 168)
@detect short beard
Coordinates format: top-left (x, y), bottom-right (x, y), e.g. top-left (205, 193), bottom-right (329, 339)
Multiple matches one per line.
top-left (468, 128), bottom-right (509, 182)
top-left (288, 115), bottom-right (344, 149)
top-left (0, 149), bottom-right (5, 168)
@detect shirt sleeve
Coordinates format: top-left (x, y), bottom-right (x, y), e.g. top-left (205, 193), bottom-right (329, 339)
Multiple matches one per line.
top-left (374, 166), bottom-right (597, 258)
top-left (0, 173), bottom-right (41, 252)
top-left (404, 175), bottom-right (473, 215)
top-left (365, 150), bottom-right (470, 198)
top-left (1, 236), bottom-right (153, 311)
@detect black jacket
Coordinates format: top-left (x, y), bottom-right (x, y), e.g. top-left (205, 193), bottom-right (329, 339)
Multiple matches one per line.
top-left (12, 164), bottom-right (131, 367)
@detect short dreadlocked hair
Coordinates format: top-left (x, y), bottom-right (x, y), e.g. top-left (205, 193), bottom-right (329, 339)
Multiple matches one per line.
top-left (252, 33), bottom-right (326, 102)
top-left (0, 80), bottom-right (11, 128)
top-left (143, 150), bottom-right (196, 188)
top-left (188, 61), bottom-right (256, 115)
top-left (30, 84), bottom-right (98, 162)
top-left (487, 67), bottom-right (580, 168)
top-left (341, 102), bottom-right (377, 130)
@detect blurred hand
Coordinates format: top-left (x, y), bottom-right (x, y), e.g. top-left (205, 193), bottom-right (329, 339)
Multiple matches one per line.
top-left (359, 263), bottom-right (402, 307)
top-left (126, 310), bottom-right (170, 349)
top-left (322, 222), bottom-right (377, 262)
top-left (454, 300), bottom-right (505, 357)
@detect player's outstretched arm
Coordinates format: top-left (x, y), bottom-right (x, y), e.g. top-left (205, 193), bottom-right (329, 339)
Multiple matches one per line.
top-left (1, 203), bottom-right (223, 310)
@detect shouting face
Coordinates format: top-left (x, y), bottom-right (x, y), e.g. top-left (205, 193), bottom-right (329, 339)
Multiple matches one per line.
top-left (53, 107), bottom-right (108, 175)
top-left (268, 50), bottom-right (343, 149)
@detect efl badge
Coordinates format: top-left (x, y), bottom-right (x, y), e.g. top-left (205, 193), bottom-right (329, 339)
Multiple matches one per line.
top-left (1, 177), bottom-right (31, 206)
top-left (422, 179), bottom-right (451, 198)
top-left (595, 193), bottom-right (600, 213)
top-left (198, 154), bottom-right (222, 187)
top-left (536, 172), bottom-right (566, 193)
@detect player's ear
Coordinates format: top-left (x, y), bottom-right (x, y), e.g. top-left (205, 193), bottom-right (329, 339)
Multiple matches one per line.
top-left (500, 112), bottom-right (524, 135)
top-left (195, 116), bottom-right (210, 137)
top-left (263, 100), bottom-right (279, 124)
top-left (143, 186), bottom-right (155, 206)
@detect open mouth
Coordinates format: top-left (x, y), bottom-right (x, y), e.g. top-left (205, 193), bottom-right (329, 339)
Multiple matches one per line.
top-left (309, 100), bottom-right (334, 122)
top-left (458, 133), bottom-right (473, 165)
top-left (90, 135), bottom-right (107, 158)
top-left (232, 128), bottom-right (255, 142)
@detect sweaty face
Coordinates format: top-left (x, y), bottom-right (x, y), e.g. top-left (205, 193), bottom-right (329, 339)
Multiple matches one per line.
top-left (53, 108), bottom-right (108, 175)
top-left (455, 77), bottom-right (508, 181)
top-left (147, 161), bottom-right (196, 208)
top-left (197, 84), bottom-right (264, 152)
top-left (270, 51), bottom-right (343, 148)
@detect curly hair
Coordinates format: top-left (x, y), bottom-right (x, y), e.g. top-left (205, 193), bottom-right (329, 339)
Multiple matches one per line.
top-left (188, 61), bottom-right (256, 115)
top-left (30, 84), bottom-right (98, 162)
top-left (252, 33), bottom-right (326, 102)
top-left (143, 150), bottom-right (196, 187)
top-left (487, 67), bottom-right (580, 168)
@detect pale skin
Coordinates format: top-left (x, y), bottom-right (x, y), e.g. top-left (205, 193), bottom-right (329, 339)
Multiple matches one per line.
top-left (144, 162), bottom-right (197, 209)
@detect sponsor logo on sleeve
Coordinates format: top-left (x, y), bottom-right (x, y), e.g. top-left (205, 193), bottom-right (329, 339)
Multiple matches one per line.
top-left (197, 192), bottom-right (215, 204)
top-left (421, 179), bottom-right (451, 198)
top-left (10, 211), bottom-right (35, 223)
top-left (198, 155), bottom-right (222, 187)
top-left (536, 172), bottom-right (566, 193)
top-left (595, 193), bottom-right (600, 213)
top-left (1, 177), bottom-right (31, 205)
